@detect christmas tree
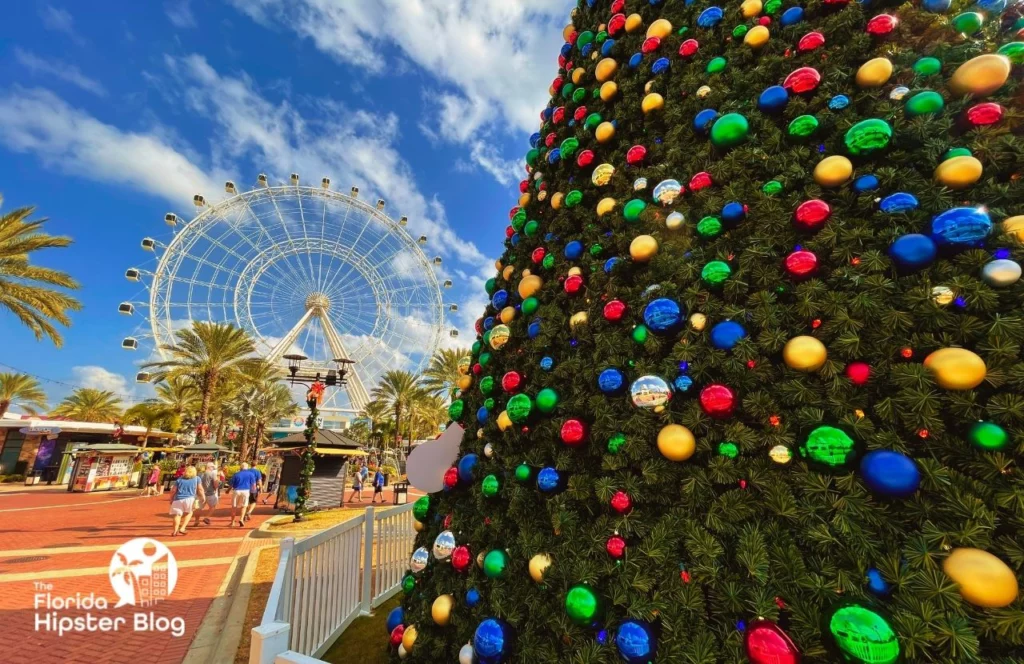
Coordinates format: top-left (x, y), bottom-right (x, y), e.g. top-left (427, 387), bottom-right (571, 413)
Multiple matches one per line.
top-left (391, 0), bottom-right (1024, 662)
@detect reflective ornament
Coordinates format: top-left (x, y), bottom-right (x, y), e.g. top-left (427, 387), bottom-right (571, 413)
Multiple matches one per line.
top-left (923, 0), bottom-right (951, 11)
top-left (905, 90), bottom-right (944, 117)
top-left (697, 216), bottom-right (723, 239)
top-left (758, 86), bottom-right (789, 113)
top-left (657, 424), bottom-right (696, 461)
top-left (596, 122), bottom-right (615, 143)
top-left (496, 410), bottom-right (513, 431)
top-left (769, 445), bottom-right (793, 464)
top-left (592, 163), bottom-right (615, 186)
top-left (610, 490), bottom-right (632, 514)
top-left (623, 199), bottom-right (647, 223)
top-left (744, 25), bottom-right (769, 48)
top-left (598, 368), bottom-right (626, 395)
top-left (448, 399), bottom-right (464, 421)
top-left (633, 178), bottom-right (648, 192)
top-left (1003, 215), bottom-right (1024, 241)
top-left (483, 549), bottom-right (509, 579)
top-left (997, 41), bottom-right (1024, 65)
top-left (458, 454), bottom-right (478, 484)
top-left (700, 384), bottom-right (736, 418)
top-left (932, 286), bottom-right (955, 306)
top-left (780, 6), bottom-right (804, 26)
top-left (595, 58), bottom-right (619, 82)
top-left (844, 119), bottom-right (892, 155)
top-left (481, 474), bottom-right (500, 498)
top-left (626, 145), bottom-right (647, 165)
top-left (528, 554), bottom-right (551, 583)
top-left (433, 531), bottom-right (456, 560)
top-left (702, 260), bottom-right (732, 286)
top-left (860, 450), bottom-right (920, 498)
top-left (690, 313), bottom-right (707, 331)
top-left (710, 113), bottom-right (749, 148)
top-left (483, 442), bottom-right (494, 458)
top-left (616, 620), bottom-right (656, 664)
top-left (846, 362), bottom-right (871, 386)
top-left (606, 534), bottom-right (626, 559)
top-left (630, 375), bottom-right (672, 410)
top-left (597, 198), bottom-right (617, 217)
top-left (741, 0), bottom-right (763, 18)
top-left (518, 275), bottom-right (542, 299)
top-left (855, 58), bottom-right (893, 88)
top-left (783, 67), bottom-right (821, 94)
top-left (924, 348), bottom-right (986, 390)
top-left (459, 644), bottom-right (475, 664)
top-left (560, 419), bottom-right (587, 446)
top-left (913, 57), bottom-right (942, 76)
top-left (745, 619), bottom-right (799, 664)
top-left (829, 95), bottom-right (850, 110)
top-left (711, 320), bottom-right (746, 350)
top-left (935, 155), bottom-right (983, 192)
top-left (507, 394), bottom-right (533, 423)
top-left (647, 18), bottom-right (672, 39)
top-left (432, 594), bottom-right (454, 627)
top-left (853, 175), bottom-right (879, 193)
top-left (931, 207), bottom-right (991, 247)
top-left (889, 234), bottom-right (936, 270)
top-left (783, 336), bottom-right (827, 372)
top-left (502, 371), bottom-right (522, 393)
top-left (968, 421), bottom-right (1010, 451)
top-left (814, 156), bottom-right (853, 187)
top-left (570, 311), bottom-right (589, 329)
top-left (386, 607), bottom-right (404, 634)
top-left (879, 193), bottom-right (918, 214)
top-left (788, 115), bottom-right (819, 137)
top-left (474, 618), bottom-right (512, 664)
top-left (603, 299), bottom-right (627, 322)
top-left (866, 13), bottom-right (898, 36)
top-left (697, 7), bottom-right (724, 28)
top-left (653, 179), bottom-right (682, 205)
top-left (565, 584), bottom-right (601, 624)
top-left (798, 31), bottom-right (825, 52)
top-left (537, 467), bottom-right (563, 493)
top-left (410, 547), bottom-right (430, 573)
top-left (982, 259), bottom-right (1021, 287)
top-left (694, 108), bottom-right (718, 133)
top-left (465, 587), bottom-right (480, 606)
top-left (800, 425), bottom-right (857, 468)
top-left (536, 387), bottom-right (559, 414)
top-left (413, 495), bottom-right (431, 521)
top-left (641, 93), bottom-right (664, 114)
top-left (949, 54), bottom-right (1010, 97)
top-left (643, 298), bottom-right (683, 335)
top-left (828, 603), bottom-right (899, 664)
top-left (607, 432), bottom-right (627, 454)
top-left (489, 324), bottom-right (510, 350)
top-left (514, 464), bottom-right (533, 483)
top-left (943, 548), bottom-right (1019, 608)
top-left (401, 574), bottom-right (415, 594)
top-left (784, 248), bottom-right (818, 279)
top-left (794, 199), bottom-right (831, 232)
top-left (600, 81), bottom-right (618, 101)
top-left (952, 11), bottom-right (984, 35)
top-left (401, 625), bottom-right (417, 652)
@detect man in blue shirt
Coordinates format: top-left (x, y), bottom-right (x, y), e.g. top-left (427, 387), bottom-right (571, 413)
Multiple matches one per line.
top-left (229, 462), bottom-right (255, 527)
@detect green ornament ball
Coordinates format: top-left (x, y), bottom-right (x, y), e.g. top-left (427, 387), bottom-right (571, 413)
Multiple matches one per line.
top-left (904, 90), bottom-right (944, 117)
top-left (968, 421), bottom-right (1010, 451)
top-left (448, 399), bottom-right (465, 420)
top-left (536, 387), bottom-right (560, 414)
top-left (710, 113), bottom-right (749, 148)
top-left (585, 112), bottom-right (603, 130)
top-left (913, 57), bottom-right (942, 76)
top-left (717, 441), bottom-right (740, 459)
top-left (572, 88), bottom-right (587, 103)
top-left (565, 584), bottom-right (601, 625)
top-left (589, 243), bottom-right (603, 257)
top-left (706, 56), bottom-right (727, 74)
top-left (522, 297), bottom-right (539, 315)
top-left (997, 42), bottom-right (1024, 65)
top-left (514, 463), bottom-right (532, 483)
top-left (951, 11), bottom-right (983, 35)
top-left (481, 474), bottom-right (501, 498)
top-left (787, 115), bottom-right (819, 138)
top-left (542, 254), bottom-right (555, 269)
top-left (944, 147), bottom-right (972, 160)
top-left (479, 352), bottom-right (492, 366)
top-left (697, 216), bottom-right (723, 239)
top-left (844, 118), bottom-right (893, 156)
top-left (565, 190), bottom-right (583, 208)
top-left (732, 24), bottom-right (748, 39)
top-left (623, 198), bottom-right (647, 222)
top-left (800, 425), bottom-right (856, 468)
top-left (525, 149), bottom-right (539, 166)
top-left (762, 180), bottom-right (783, 196)
top-left (701, 260), bottom-right (732, 286)
top-left (402, 574), bottom-right (416, 594)
top-left (510, 216), bottom-right (525, 233)
top-left (828, 603), bottom-right (900, 664)
top-left (512, 209), bottom-right (526, 227)
top-left (560, 137), bottom-right (579, 158)
top-left (595, 30), bottom-right (607, 44)
top-left (576, 30), bottom-right (594, 47)
top-left (472, 340), bottom-right (482, 355)
top-left (480, 376), bottom-right (495, 395)
top-left (484, 397), bottom-right (496, 411)
top-left (524, 219), bottom-right (540, 237)
top-left (607, 432), bottom-right (626, 454)
top-left (507, 393), bottom-right (534, 423)
top-left (483, 549), bottom-right (509, 579)
top-left (413, 495), bottom-right (431, 521)
top-left (561, 83), bottom-right (574, 100)
top-left (482, 329), bottom-right (492, 347)
top-left (485, 278), bottom-right (497, 296)
top-left (632, 324), bottom-right (649, 344)
top-left (764, 0), bottom-right (782, 13)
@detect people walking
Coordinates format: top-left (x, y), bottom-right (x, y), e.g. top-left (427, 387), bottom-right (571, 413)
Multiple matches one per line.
top-left (263, 464), bottom-right (279, 505)
top-left (229, 462), bottom-right (255, 527)
top-left (169, 466), bottom-right (199, 537)
top-left (347, 462), bottom-right (366, 503)
top-left (192, 463), bottom-right (220, 526)
top-left (244, 465), bottom-right (264, 522)
top-left (371, 467), bottom-right (385, 503)
top-left (141, 464), bottom-right (161, 496)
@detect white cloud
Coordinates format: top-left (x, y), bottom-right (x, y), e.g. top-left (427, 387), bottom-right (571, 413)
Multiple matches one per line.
top-left (165, 0), bottom-right (196, 28)
top-left (71, 366), bottom-right (129, 395)
top-left (0, 87), bottom-right (219, 205)
top-left (13, 48), bottom-right (106, 97)
top-left (40, 5), bottom-right (84, 44)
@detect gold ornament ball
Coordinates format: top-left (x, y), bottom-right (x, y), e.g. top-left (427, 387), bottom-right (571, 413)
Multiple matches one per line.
top-left (924, 348), bottom-right (987, 390)
top-left (595, 58), bottom-right (619, 83)
top-left (596, 122), bottom-right (616, 143)
top-left (518, 192), bottom-right (530, 208)
top-left (769, 445), bottom-right (793, 464)
top-left (647, 18), bottom-right (672, 39)
top-left (855, 57), bottom-right (893, 88)
top-left (814, 155), bottom-right (854, 188)
top-left (657, 424), bottom-right (696, 461)
top-left (551, 192), bottom-right (564, 209)
top-left (518, 274), bottom-right (543, 299)
top-left (476, 551), bottom-right (486, 569)
top-left (502, 265), bottom-right (514, 281)
top-left (630, 235), bottom-right (658, 262)
top-left (402, 625), bottom-right (418, 652)
top-left (690, 313), bottom-right (707, 331)
top-left (562, 24), bottom-right (575, 41)
top-left (600, 81), bottom-right (618, 101)
top-left (741, 0), bottom-right (763, 17)
top-left (570, 311), bottom-right (589, 329)
top-left (943, 548), bottom-right (1019, 608)
top-left (931, 286), bottom-right (955, 306)
top-left (596, 197), bottom-right (617, 216)
top-left (666, 212), bottom-right (685, 230)
top-left (500, 306), bottom-right (516, 324)
top-left (567, 266), bottom-right (582, 277)
top-left (528, 553), bottom-right (552, 583)
top-left (571, 67), bottom-right (586, 85)
top-left (537, 190), bottom-right (547, 202)
top-left (593, 163), bottom-right (615, 186)
top-left (1002, 215), bottom-right (1024, 241)
top-left (783, 336), bottom-right (828, 372)
top-left (949, 54), bottom-right (1012, 97)
top-left (642, 93), bottom-right (664, 114)
top-left (521, 268), bottom-right (531, 277)
top-left (397, 644), bottom-right (407, 659)
top-left (432, 594), bottom-right (455, 626)
top-left (934, 156), bottom-right (983, 190)
top-left (497, 410), bottom-right (513, 431)
top-left (414, 519), bottom-right (425, 532)
top-left (457, 375), bottom-right (473, 390)
top-left (494, 259), bottom-right (502, 271)
top-left (625, 13), bottom-right (643, 33)
top-left (696, 85), bottom-right (711, 98)
top-left (744, 25), bottom-right (770, 49)
top-left (643, 80), bottom-right (653, 94)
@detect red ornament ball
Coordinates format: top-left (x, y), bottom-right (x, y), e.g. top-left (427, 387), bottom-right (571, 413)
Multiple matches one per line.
top-left (610, 490), bottom-right (633, 514)
top-left (472, 363), bottom-right (483, 376)
top-left (610, 0), bottom-right (625, 13)
top-left (626, 145), bottom-right (647, 165)
top-left (745, 619), bottom-right (799, 664)
top-left (689, 171), bottom-right (713, 191)
top-left (501, 371), bottom-right (523, 392)
top-left (551, 77), bottom-right (565, 92)
top-left (606, 535), bottom-right (627, 559)
top-left (607, 12), bottom-right (626, 36)
top-left (783, 67), bottom-right (822, 94)
top-left (679, 39), bottom-right (699, 57)
top-left (798, 31), bottom-right (825, 52)
top-left (560, 419), bottom-right (588, 446)
top-left (443, 466), bottom-right (459, 489)
top-left (508, 206), bottom-right (520, 221)
top-left (964, 102), bottom-right (1004, 127)
top-left (566, 30), bottom-right (578, 45)
top-left (603, 299), bottom-right (627, 322)
top-left (389, 625), bottom-right (405, 647)
top-left (784, 250), bottom-right (818, 280)
top-left (518, 179), bottom-right (529, 194)
top-left (547, 132), bottom-right (559, 148)
top-left (794, 199), bottom-right (831, 232)
top-left (900, 347), bottom-right (914, 359)
top-left (573, 106), bottom-right (588, 123)
top-left (451, 545), bottom-right (471, 573)
top-left (641, 37), bottom-right (661, 54)
top-left (564, 274), bottom-right (585, 295)
top-left (532, 247), bottom-right (547, 264)
top-left (845, 361), bottom-right (871, 386)
top-left (552, 107), bottom-right (566, 124)
top-left (700, 384), bottom-right (737, 418)
top-left (505, 226), bottom-right (514, 239)
top-left (758, 16), bottom-right (771, 26)
top-left (866, 13), bottom-right (898, 36)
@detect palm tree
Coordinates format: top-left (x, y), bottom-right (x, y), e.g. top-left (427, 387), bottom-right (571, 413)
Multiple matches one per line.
top-left (0, 372), bottom-right (48, 420)
top-left (245, 383), bottom-right (296, 462)
top-left (407, 389), bottom-right (445, 441)
top-left (370, 370), bottom-right (420, 451)
top-left (421, 348), bottom-right (470, 399)
top-left (0, 197), bottom-right (82, 347)
top-left (228, 360), bottom-right (288, 459)
top-left (144, 321), bottom-right (259, 442)
top-left (154, 376), bottom-right (199, 429)
top-left (52, 388), bottom-right (122, 422)
top-left (122, 401), bottom-right (175, 447)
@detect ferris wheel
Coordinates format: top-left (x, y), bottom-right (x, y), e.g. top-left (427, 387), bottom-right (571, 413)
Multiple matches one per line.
top-left (120, 174), bottom-right (455, 413)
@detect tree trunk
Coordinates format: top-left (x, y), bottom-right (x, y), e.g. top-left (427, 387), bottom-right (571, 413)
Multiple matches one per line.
top-left (0, 400), bottom-right (9, 420)
top-left (238, 417), bottom-right (252, 461)
top-left (393, 403), bottom-right (403, 450)
top-left (214, 412), bottom-right (227, 447)
top-left (252, 422), bottom-right (266, 463)
top-left (198, 370), bottom-right (217, 443)
top-left (143, 426), bottom-right (152, 449)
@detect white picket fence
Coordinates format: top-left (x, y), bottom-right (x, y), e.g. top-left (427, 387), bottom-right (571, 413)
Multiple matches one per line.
top-left (250, 504), bottom-right (416, 664)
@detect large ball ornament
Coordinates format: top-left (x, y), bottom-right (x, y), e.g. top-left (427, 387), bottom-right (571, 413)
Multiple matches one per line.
top-left (629, 235), bottom-right (658, 262)
top-left (600, 81), bottom-right (618, 101)
top-left (413, 495), bottom-right (431, 521)
top-left (537, 466), bottom-right (564, 493)
top-left (844, 118), bottom-right (893, 156)
top-left (949, 54), bottom-right (1012, 97)
top-left (846, 362), bottom-right (871, 386)
top-left (889, 234), bottom-right (936, 271)
top-left (560, 419), bottom-right (588, 446)
top-left (386, 607), bottom-right (404, 634)
top-left (860, 450), bottom-right (921, 498)
top-left (501, 371), bottom-right (522, 393)
top-left (483, 549), bottom-right (509, 579)
top-left (828, 603), bottom-right (900, 664)
top-left (744, 25), bottom-right (770, 48)
top-left (598, 368), bottom-right (626, 395)
top-left (565, 584), bottom-right (601, 624)
top-left (570, 311), bottom-right (589, 329)
top-left (489, 324), bottom-right (511, 350)
top-left (448, 399), bottom-right (465, 421)
top-left (459, 644), bottom-right (475, 664)
top-left (1003, 215), bottom-right (1024, 241)
top-left (794, 199), bottom-right (831, 232)
top-left (433, 530), bottom-right (456, 560)
top-left (855, 57), bottom-right (893, 88)
top-left (432, 594), bottom-right (455, 626)
top-left (657, 424), bottom-right (696, 461)
top-left (641, 93), bottom-right (664, 114)
top-left (814, 156), bottom-right (853, 187)
top-left (497, 410), bottom-right (513, 431)
top-left (690, 313), bottom-right (707, 331)
top-left (700, 384), bottom-right (736, 418)
top-left (741, 0), bottom-right (763, 17)
top-left (943, 548), bottom-right (1019, 608)
top-left (484, 442), bottom-right (494, 458)
top-left (711, 320), bottom-right (747, 350)
top-left (507, 394), bottom-right (534, 423)
top-left (451, 545), bottom-right (471, 573)
top-left (784, 250), bottom-right (818, 280)
top-left (518, 275), bottom-right (543, 299)
top-left (401, 625), bottom-right (418, 652)
top-left (923, 348), bottom-right (986, 390)
top-left (529, 553), bottom-right (552, 582)
top-left (647, 18), bottom-right (672, 39)
top-left (390, 624), bottom-right (405, 647)
top-left (465, 587), bottom-right (480, 606)
top-left (800, 425), bottom-right (856, 468)
top-left (710, 113), bottom-right (749, 148)
top-left (935, 156), bottom-right (982, 190)
top-left (536, 387), bottom-right (559, 414)
top-left (968, 421), bottom-right (1010, 451)
top-left (596, 121), bottom-right (616, 143)
top-left (610, 490), bottom-right (632, 514)
top-left (981, 259), bottom-right (1021, 287)
top-left (410, 547), bottom-right (430, 573)
top-left (458, 454), bottom-right (479, 484)
top-left (643, 298), bottom-right (683, 335)
top-left (616, 620), bottom-right (656, 664)
top-left (630, 375), bottom-right (672, 410)
top-left (481, 474), bottom-right (500, 498)
top-left (745, 619), bottom-right (799, 664)
top-left (783, 336), bottom-right (828, 372)
top-left (474, 618), bottom-right (512, 664)
top-left (595, 58), bottom-right (619, 82)
top-left (784, 67), bottom-right (821, 94)
top-left (931, 207), bottom-right (992, 248)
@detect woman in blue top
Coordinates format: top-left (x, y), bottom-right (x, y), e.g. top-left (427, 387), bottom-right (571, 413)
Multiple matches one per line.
top-left (169, 465), bottom-right (200, 536)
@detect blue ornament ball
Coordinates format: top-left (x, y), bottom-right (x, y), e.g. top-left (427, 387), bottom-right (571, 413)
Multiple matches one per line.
top-left (651, 57), bottom-right (670, 75)
top-left (758, 86), bottom-right (789, 113)
top-left (673, 375), bottom-right (694, 393)
top-left (721, 201), bottom-right (746, 224)
top-left (458, 453), bottom-right (479, 484)
top-left (581, 43), bottom-right (594, 58)
top-left (466, 588), bottom-right (481, 607)
top-left (852, 174), bottom-right (879, 193)
top-left (537, 467), bottom-right (563, 493)
top-left (922, 0), bottom-right (951, 11)
top-left (386, 607), bottom-right (404, 634)
top-left (477, 406), bottom-right (489, 425)
top-left (694, 108), bottom-right (719, 133)
top-left (866, 568), bottom-right (892, 595)
top-left (484, 317), bottom-right (495, 330)
top-left (542, 107), bottom-right (553, 121)
top-left (697, 6), bottom-right (724, 28)
top-left (601, 39), bottom-right (616, 56)
top-left (616, 620), bottom-right (656, 664)
top-left (860, 450), bottom-right (921, 498)
top-left (879, 192), bottom-right (918, 214)
top-left (565, 240), bottom-right (584, 260)
top-left (510, 233), bottom-right (520, 246)
top-left (559, 44), bottom-right (572, 58)
top-left (598, 368), bottom-right (626, 395)
top-left (930, 207), bottom-right (992, 248)
top-left (546, 149), bottom-right (561, 165)
top-left (474, 618), bottom-right (512, 664)
top-left (529, 132), bottom-right (541, 148)
top-left (604, 257), bottom-right (621, 273)
top-left (889, 234), bottom-right (937, 271)
top-left (491, 289), bottom-right (508, 309)
top-left (628, 52), bottom-right (643, 69)
top-left (643, 298), bottom-right (684, 335)
top-left (710, 320), bottom-right (747, 350)
top-left (829, 95), bottom-right (850, 110)
top-left (540, 356), bottom-right (555, 371)
top-left (528, 319), bottom-right (542, 339)
top-left (780, 6), bottom-right (804, 26)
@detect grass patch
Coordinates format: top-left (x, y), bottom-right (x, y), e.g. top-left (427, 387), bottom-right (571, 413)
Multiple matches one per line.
top-left (267, 508), bottom-right (363, 532)
top-left (321, 595), bottom-right (399, 664)
top-left (234, 545), bottom-right (281, 664)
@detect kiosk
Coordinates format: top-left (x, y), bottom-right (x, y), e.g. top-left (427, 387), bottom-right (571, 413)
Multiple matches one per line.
top-left (68, 443), bottom-right (141, 492)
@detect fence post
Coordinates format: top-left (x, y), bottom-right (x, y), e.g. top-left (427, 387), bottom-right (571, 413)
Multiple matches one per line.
top-left (278, 538), bottom-right (295, 622)
top-left (360, 505), bottom-right (375, 614)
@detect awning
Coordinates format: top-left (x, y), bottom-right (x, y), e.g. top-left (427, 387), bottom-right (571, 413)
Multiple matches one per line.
top-left (142, 446), bottom-right (184, 453)
top-left (179, 443), bottom-right (234, 454)
top-left (263, 447), bottom-right (368, 457)
top-left (274, 429), bottom-right (362, 447)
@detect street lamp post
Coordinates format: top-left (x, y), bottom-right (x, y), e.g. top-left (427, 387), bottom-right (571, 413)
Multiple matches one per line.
top-left (283, 354), bottom-right (354, 522)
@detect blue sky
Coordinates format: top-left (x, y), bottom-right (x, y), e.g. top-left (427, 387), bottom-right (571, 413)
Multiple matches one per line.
top-left (0, 0), bottom-right (573, 407)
